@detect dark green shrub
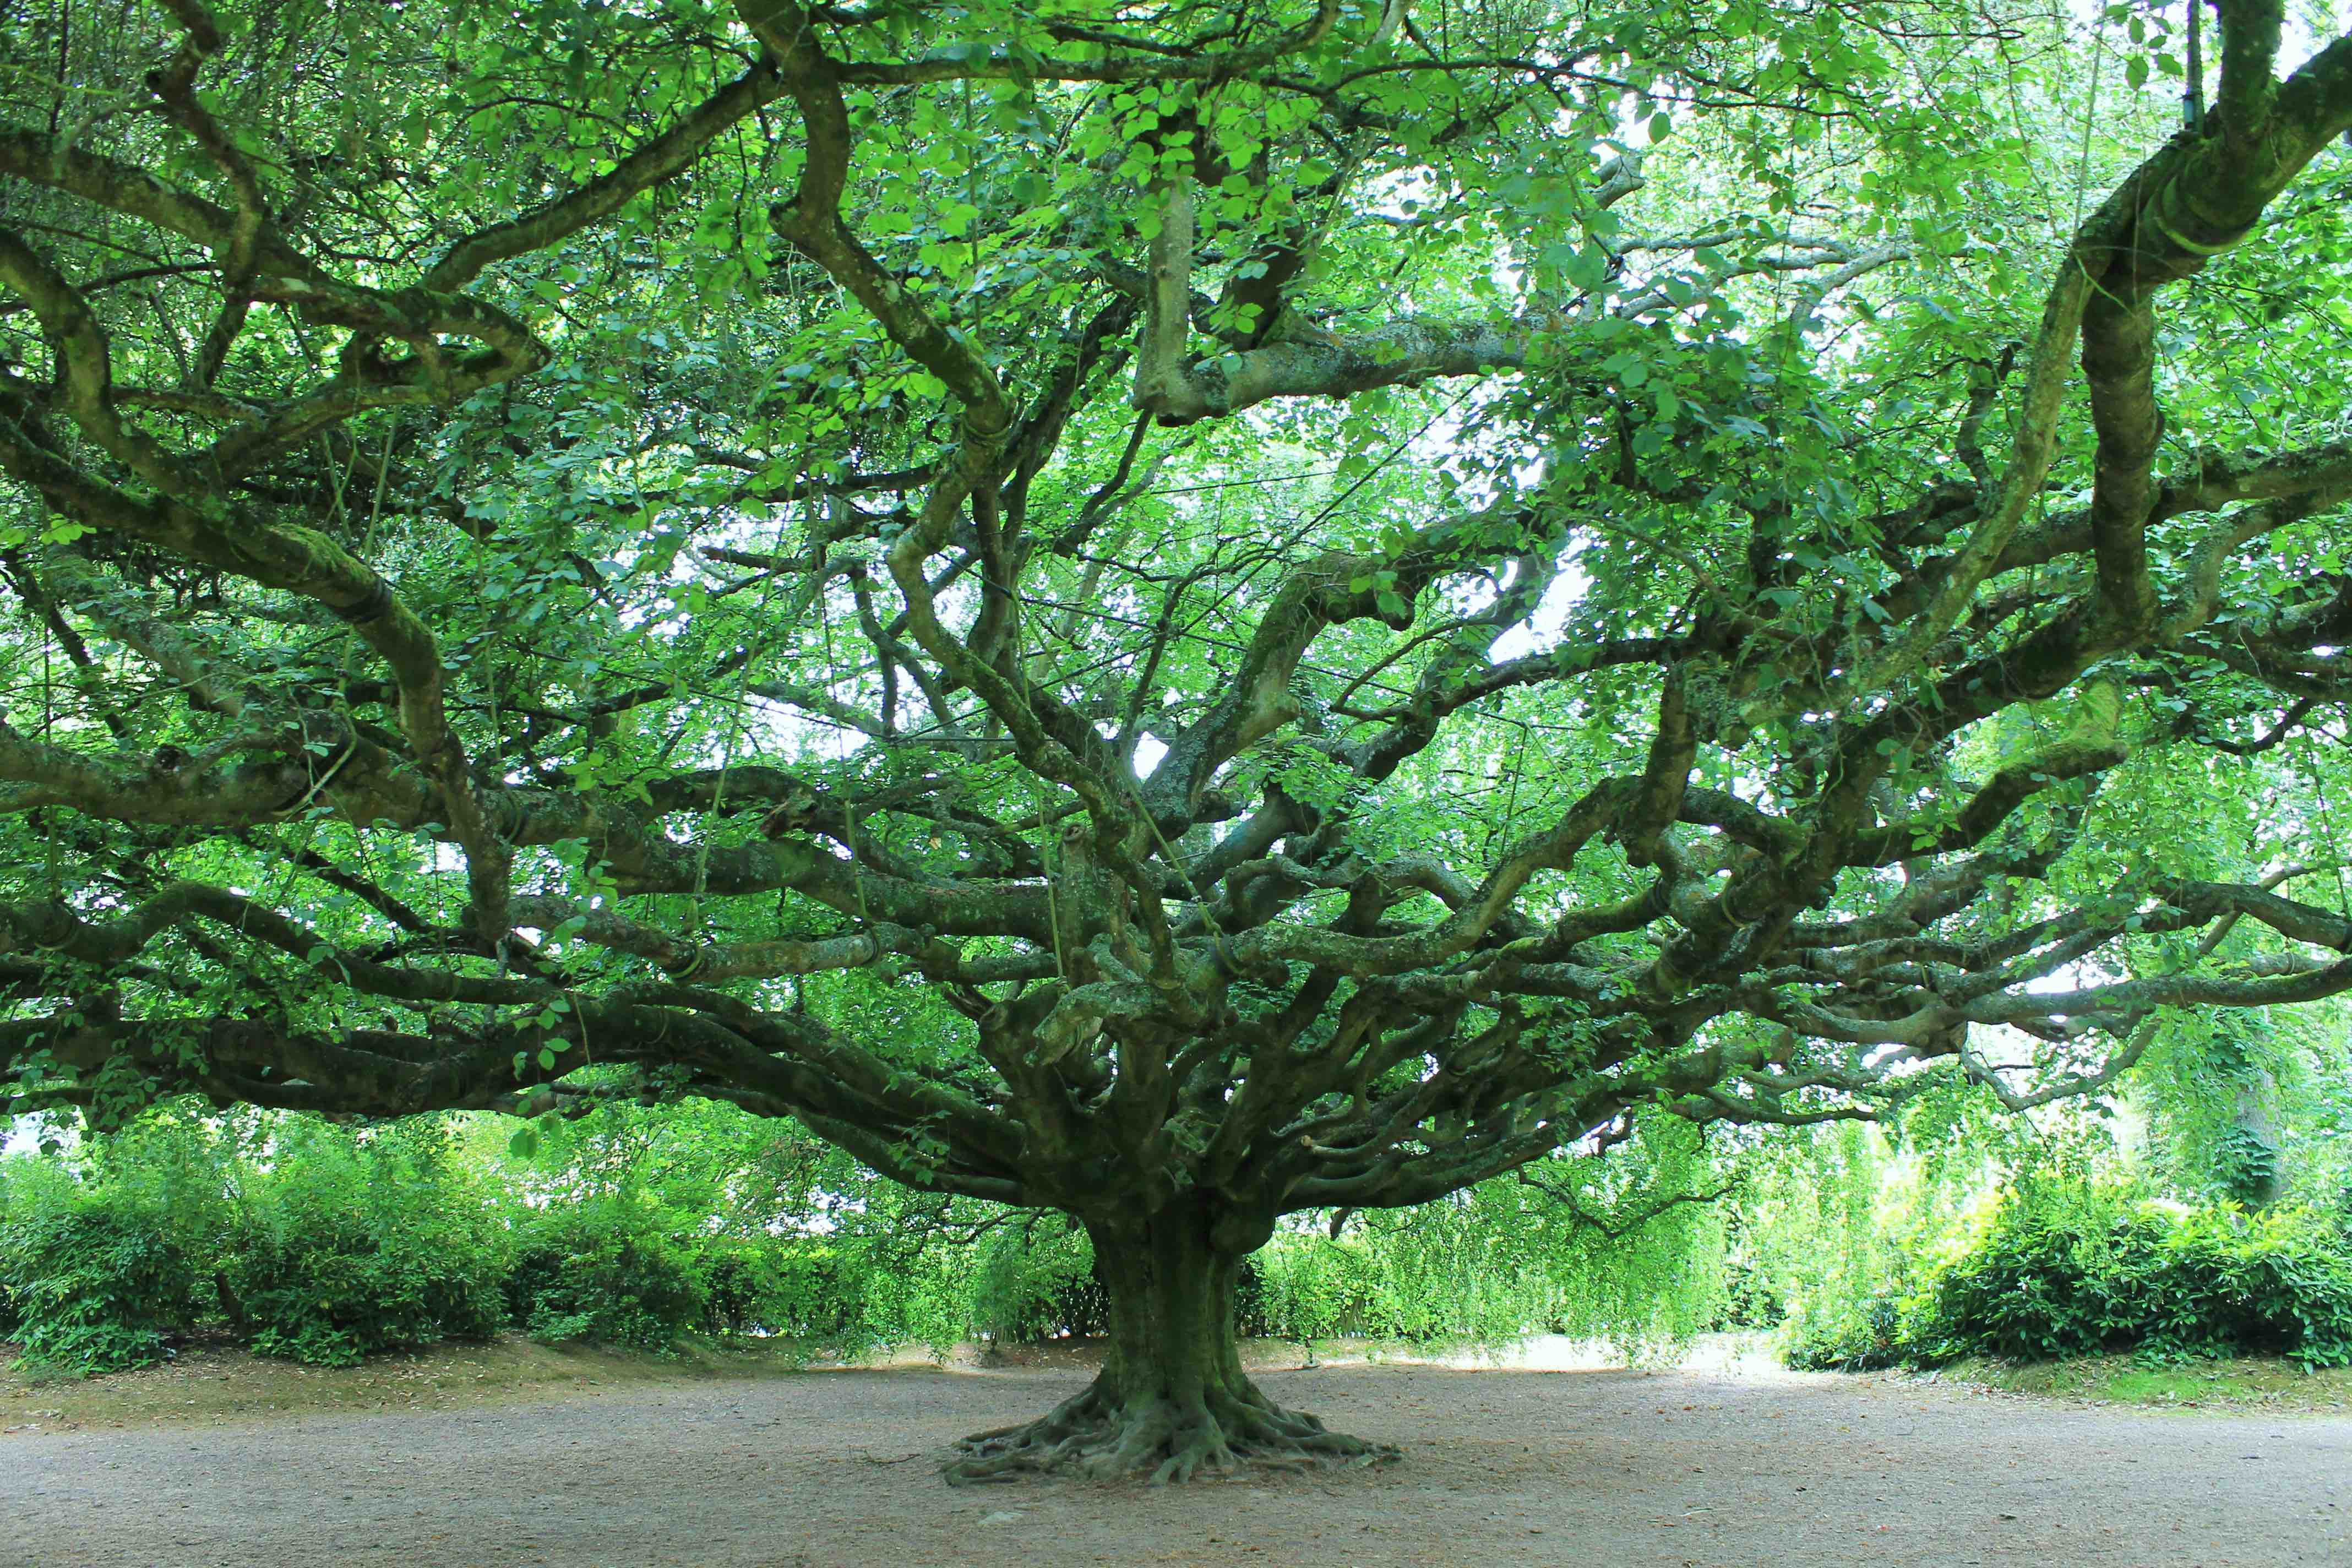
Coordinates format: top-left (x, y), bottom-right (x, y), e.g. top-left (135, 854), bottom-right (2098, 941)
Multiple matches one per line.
top-left (1233, 1259), bottom-right (1270, 1338)
top-left (1931, 1194), bottom-right (2352, 1366)
top-left (224, 1138), bottom-right (509, 1366)
top-left (2211, 1125), bottom-right (2282, 1207)
top-left (507, 1202), bottom-right (708, 1352)
top-left (1792, 1180), bottom-right (2352, 1370)
top-left (1783, 1289), bottom-right (1908, 1371)
top-left (698, 1238), bottom-right (775, 1337)
top-left (0, 1161), bottom-right (19, 1343)
top-left (0, 1188), bottom-right (200, 1373)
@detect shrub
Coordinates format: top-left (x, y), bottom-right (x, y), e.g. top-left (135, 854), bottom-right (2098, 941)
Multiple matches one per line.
top-left (965, 1219), bottom-right (1107, 1343)
top-left (0, 1186), bottom-right (200, 1373)
top-left (224, 1137), bottom-right (509, 1367)
top-left (83, 1103), bottom-right (238, 1266)
top-left (699, 1237), bottom-right (780, 1337)
top-left (0, 1163), bottom-right (19, 1343)
top-left (1782, 1288), bottom-right (1909, 1371)
top-left (701, 1237), bottom-right (864, 1341)
top-left (507, 1201), bottom-right (709, 1352)
top-left (1790, 1180), bottom-right (2352, 1370)
top-left (1712, 1244), bottom-right (1788, 1333)
top-left (1253, 1226), bottom-right (1531, 1344)
top-left (1925, 1191), bottom-right (2352, 1367)
top-left (1255, 1237), bottom-right (1399, 1341)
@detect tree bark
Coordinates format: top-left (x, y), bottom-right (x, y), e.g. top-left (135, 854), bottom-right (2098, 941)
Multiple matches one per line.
top-left (945, 1201), bottom-right (1393, 1484)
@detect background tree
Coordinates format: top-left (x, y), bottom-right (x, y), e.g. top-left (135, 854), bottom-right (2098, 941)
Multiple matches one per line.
top-left (3, 0), bottom-right (2352, 1481)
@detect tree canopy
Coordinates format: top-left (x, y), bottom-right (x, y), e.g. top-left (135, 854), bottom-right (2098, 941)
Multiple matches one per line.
top-left (4, 0), bottom-right (2352, 1481)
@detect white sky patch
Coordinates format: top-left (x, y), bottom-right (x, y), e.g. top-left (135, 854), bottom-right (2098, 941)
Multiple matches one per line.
top-left (1488, 561), bottom-right (1593, 663)
top-left (1, 1112), bottom-right (74, 1158)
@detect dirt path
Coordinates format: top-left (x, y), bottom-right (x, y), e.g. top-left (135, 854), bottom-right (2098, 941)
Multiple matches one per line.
top-left (6, 1361), bottom-right (2346, 1566)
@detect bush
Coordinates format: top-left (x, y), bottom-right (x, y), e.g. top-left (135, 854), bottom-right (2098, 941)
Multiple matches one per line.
top-left (965, 1218), bottom-right (1107, 1343)
top-left (701, 1237), bottom-right (864, 1341)
top-left (1253, 1218), bottom-right (1561, 1347)
top-left (0, 1163), bottom-right (19, 1343)
top-left (225, 1137), bottom-right (509, 1367)
top-left (1932, 1191), bottom-right (2352, 1367)
top-left (699, 1238), bottom-right (780, 1337)
top-left (1792, 1180), bottom-right (2352, 1370)
top-left (1782, 1288), bottom-right (1909, 1371)
top-left (0, 1186), bottom-right (200, 1373)
top-left (1255, 1237), bottom-right (1401, 1341)
top-left (507, 1201), bottom-right (709, 1352)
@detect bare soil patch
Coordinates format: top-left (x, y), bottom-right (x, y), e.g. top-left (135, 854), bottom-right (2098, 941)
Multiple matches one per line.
top-left (7, 1348), bottom-right (2350, 1566)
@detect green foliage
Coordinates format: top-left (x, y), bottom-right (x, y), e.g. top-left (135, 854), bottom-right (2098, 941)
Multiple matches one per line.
top-left (18, 1061), bottom-right (2352, 1395)
top-left (505, 1199), bottom-right (711, 1353)
top-left (1790, 1178), bottom-right (2352, 1372)
top-left (225, 1130), bottom-right (509, 1367)
top-left (2135, 1008), bottom-right (2352, 1208)
top-left (0, 1091), bottom-right (1755, 1368)
top-left (2212, 1125), bottom-right (2283, 1208)
top-left (963, 1216), bottom-right (1109, 1343)
top-left (700, 1237), bottom-right (864, 1342)
top-left (0, 1161), bottom-right (19, 1342)
top-left (0, 1170), bottom-right (199, 1374)
top-left (4, 9), bottom-right (2352, 1468)
top-left (1255, 1235), bottom-right (1427, 1341)
top-left (1744, 1122), bottom-right (1989, 1370)
top-left (1250, 1174), bottom-right (1729, 1353)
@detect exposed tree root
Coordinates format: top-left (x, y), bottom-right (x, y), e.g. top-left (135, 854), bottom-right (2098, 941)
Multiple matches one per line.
top-left (944, 1378), bottom-right (1397, 1485)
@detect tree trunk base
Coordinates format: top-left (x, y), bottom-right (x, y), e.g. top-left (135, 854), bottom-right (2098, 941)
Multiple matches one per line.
top-left (943, 1373), bottom-right (1398, 1485)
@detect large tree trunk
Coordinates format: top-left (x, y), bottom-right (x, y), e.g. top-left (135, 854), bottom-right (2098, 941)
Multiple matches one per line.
top-left (945, 1202), bottom-right (1393, 1484)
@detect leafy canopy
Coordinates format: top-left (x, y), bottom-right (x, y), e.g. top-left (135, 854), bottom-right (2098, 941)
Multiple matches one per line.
top-left (2, 1), bottom-right (2351, 1254)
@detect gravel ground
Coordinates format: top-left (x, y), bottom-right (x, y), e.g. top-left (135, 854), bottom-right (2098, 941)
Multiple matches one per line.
top-left (6, 1360), bottom-right (2348, 1566)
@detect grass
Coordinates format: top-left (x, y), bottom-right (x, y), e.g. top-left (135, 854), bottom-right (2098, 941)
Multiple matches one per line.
top-left (0, 1332), bottom-right (822, 1434)
top-left (1926, 1353), bottom-right (2352, 1412)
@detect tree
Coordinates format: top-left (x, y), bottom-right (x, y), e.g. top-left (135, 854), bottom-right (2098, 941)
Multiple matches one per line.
top-left (4, 0), bottom-right (2352, 1481)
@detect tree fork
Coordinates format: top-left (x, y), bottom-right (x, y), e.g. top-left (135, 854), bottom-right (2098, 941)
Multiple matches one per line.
top-left (945, 1201), bottom-right (1396, 1484)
